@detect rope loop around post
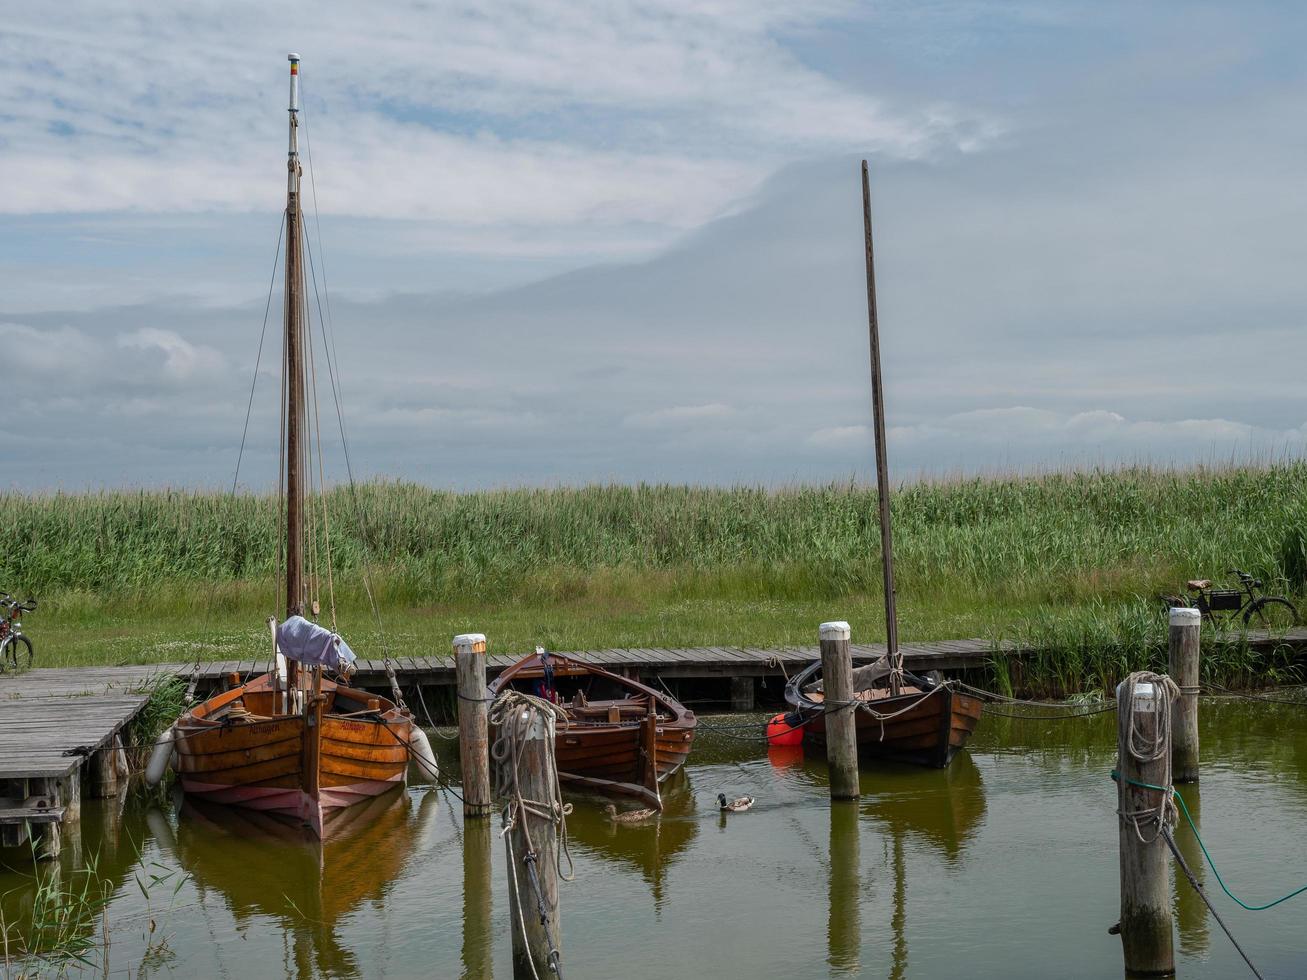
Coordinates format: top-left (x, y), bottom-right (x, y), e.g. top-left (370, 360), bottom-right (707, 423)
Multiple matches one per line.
top-left (489, 690), bottom-right (574, 980)
top-left (1117, 671), bottom-right (1181, 843)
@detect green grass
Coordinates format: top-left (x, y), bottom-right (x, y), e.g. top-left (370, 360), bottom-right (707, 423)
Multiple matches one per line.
top-left (2, 463), bottom-right (1304, 691)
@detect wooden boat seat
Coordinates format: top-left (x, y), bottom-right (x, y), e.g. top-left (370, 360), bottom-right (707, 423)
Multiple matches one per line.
top-left (569, 701), bottom-right (650, 722)
top-left (806, 684), bottom-right (923, 705)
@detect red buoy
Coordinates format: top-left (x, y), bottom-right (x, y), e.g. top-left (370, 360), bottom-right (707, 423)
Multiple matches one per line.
top-left (766, 712), bottom-right (804, 747)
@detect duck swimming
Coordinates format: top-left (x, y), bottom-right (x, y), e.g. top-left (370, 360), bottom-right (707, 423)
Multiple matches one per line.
top-left (718, 794), bottom-right (754, 812)
top-left (605, 803), bottom-right (658, 823)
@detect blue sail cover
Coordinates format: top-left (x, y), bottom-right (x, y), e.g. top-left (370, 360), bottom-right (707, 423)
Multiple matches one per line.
top-left (276, 615), bottom-right (357, 671)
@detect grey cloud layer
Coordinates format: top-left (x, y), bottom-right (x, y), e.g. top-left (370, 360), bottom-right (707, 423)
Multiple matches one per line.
top-left (3, 139), bottom-right (1303, 489)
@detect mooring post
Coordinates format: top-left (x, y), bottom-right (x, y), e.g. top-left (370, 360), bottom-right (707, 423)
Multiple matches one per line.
top-left (729, 675), bottom-right (755, 711)
top-left (89, 734), bottom-right (130, 798)
top-left (1168, 607), bottom-right (1201, 783)
top-left (820, 621), bottom-right (860, 800)
top-left (504, 708), bottom-right (562, 980)
top-left (1116, 675), bottom-right (1175, 976)
top-left (455, 632), bottom-right (493, 818)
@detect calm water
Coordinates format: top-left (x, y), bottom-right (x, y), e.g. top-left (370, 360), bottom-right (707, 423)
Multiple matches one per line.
top-left (3, 700), bottom-right (1306, 978)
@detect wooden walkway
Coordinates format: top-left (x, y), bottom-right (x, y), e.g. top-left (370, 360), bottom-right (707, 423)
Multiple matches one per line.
top-left (0, 695), bottom-right (146, 780)
top-left (5, 625), bottom-right (1305, 705)
top-left (183, 637), bottom-right (1004, 690)
top-left (0, 687), bottom-right (146, 856)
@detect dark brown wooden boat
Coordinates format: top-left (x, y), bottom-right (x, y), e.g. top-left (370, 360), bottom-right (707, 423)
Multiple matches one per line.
top-left (779, 162), bottom-right (984, 769)
top-left (488, 651), bottom-right (696, 809)
top-left (784, 659), bottom-right (982, 769)
top-left (162, 54), bottom-right (425, 838)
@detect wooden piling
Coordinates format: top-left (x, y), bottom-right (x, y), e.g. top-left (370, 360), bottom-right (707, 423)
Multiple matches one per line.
top-left (820, 621), bottom-right (860, 800)
top-left (455, 632), bottom-right (493, 818)
top-left (1168, 607), bottom-right (1201, 783)
top-left (504, 708), bottom-right (562, 979)
top-left (1116, 676), bottom-right (1175, 976)
top-left (729, 675), bottom-right (755, 711)
top-left (89, 734), bottom-right (129, 799)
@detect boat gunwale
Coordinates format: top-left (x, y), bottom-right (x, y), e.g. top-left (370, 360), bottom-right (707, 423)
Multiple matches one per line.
top-left (488, 651), bottom-right (697, 731)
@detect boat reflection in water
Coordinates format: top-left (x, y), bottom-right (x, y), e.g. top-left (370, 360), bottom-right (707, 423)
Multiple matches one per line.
top-left (562, 770), bottom-right (699, 910)
top-left (151, 786), bottom-right (437, 979)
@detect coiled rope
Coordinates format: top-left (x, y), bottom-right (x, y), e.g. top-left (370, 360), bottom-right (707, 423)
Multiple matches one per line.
top-left (1113, 670), bottom-right (1267, 979)
top-left (1116, 671), bottom-right (1181, 844)
top-left (488, 691), bottom-right (575, 980)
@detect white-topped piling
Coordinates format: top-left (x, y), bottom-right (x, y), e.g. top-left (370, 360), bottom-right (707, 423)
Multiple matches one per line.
top-left (1168, 607), bottom-right (1201, 783)
top-left (820, 621), bottom-right (859, 800)
top-left (455, 633), bottom-right (493, 817)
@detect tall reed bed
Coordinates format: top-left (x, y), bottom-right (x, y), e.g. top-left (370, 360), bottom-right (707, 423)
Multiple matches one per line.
top-left (2, 463), bottom-right (1303, 607)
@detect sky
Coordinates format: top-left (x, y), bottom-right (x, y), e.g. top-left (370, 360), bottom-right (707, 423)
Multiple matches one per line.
top-left (2, 1), bottom-right (1305, 489)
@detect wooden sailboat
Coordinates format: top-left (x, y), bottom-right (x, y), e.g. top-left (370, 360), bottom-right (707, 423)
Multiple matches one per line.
top-left (488, 650), bottom-right (697, 809)
top-left (171, 54), bottom-right (417, 837)
top-left (783, 162), bottom-right (982, 768)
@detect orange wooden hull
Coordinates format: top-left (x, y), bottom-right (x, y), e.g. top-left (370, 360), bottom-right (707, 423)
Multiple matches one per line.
top-left (174, 672), bottom-right (412, 837)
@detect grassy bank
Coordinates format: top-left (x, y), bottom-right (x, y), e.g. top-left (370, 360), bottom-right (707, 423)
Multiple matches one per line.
top-left (2, 464), bottom-right (1304, 690)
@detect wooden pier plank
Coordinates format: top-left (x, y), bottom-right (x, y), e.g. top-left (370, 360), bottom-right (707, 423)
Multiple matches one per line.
top-left (0, 695), bottom-right (148, 780)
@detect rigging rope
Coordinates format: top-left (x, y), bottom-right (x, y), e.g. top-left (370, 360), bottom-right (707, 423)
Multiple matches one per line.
top-left (1162, 826), bottom-right (1264, 980)
top-left (297, 89), bottom-right (403, 704)
top-left (232, 212), bottom-right (285, 495)
top-left (1203, 680), bottom-right (1307, 707)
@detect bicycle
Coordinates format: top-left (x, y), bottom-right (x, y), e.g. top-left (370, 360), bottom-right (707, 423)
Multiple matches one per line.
top-left (0, 592), bottom-right (36, 671)
top-left (1160, 569), bottom-right (1298, 631)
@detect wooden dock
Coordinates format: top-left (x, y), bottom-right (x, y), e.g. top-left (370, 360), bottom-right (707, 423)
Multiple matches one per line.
top-left (5, 623), bottom-right (1303, 711)
top-left (0, 688), bottom-right (146, 857)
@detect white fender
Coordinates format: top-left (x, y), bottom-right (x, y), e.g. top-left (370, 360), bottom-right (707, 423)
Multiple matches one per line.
top-left (145, 726), bottom-right (176, 787)
top-left (408, 727), bottom-right (439, 783)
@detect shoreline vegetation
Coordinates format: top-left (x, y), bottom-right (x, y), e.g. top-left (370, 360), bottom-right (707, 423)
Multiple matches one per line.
top-left (2, 463), bottom-right (1304, 694)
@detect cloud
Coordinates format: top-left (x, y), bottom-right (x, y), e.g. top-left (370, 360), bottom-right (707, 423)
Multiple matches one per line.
top-left (623, 403), bottom-right (739, 429)
top-left (0, 0), bottom-right (989, 231)
top-left (0, 322), bottom-right (101, 376)
top-left (117, 329), bottom-right (226, 380)
top-left (4, 4), bottom-right (1307, 488)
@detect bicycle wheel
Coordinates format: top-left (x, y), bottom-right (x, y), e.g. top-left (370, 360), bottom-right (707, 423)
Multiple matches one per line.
top-left (1245, 597), bottom-right (1299, 631)
top-left (2, 635), bottom-right (28, 671)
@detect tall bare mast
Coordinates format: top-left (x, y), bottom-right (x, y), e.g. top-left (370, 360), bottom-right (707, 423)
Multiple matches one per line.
top-left (861, 160), bottom-right (901, 693)
top-left (284, 53), bottom-right (305, 618)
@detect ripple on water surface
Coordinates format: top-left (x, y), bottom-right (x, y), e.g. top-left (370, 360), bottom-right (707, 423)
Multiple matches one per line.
top-left (1, 700), bottom-right (1305, 977)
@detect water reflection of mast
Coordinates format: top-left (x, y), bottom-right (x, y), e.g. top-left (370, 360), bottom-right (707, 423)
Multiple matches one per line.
top-left (827, 801), bottom-right (861, 974)
top-left (889, 832), bottom-right (907, 980)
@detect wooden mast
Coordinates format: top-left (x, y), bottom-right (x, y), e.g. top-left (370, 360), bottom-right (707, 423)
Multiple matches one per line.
top-left (284, 53), bottom-right (322, 828)
top-left (860, 160), bottom-right (902, 694)
top-left (284, 52), bottom-right (305, 622)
